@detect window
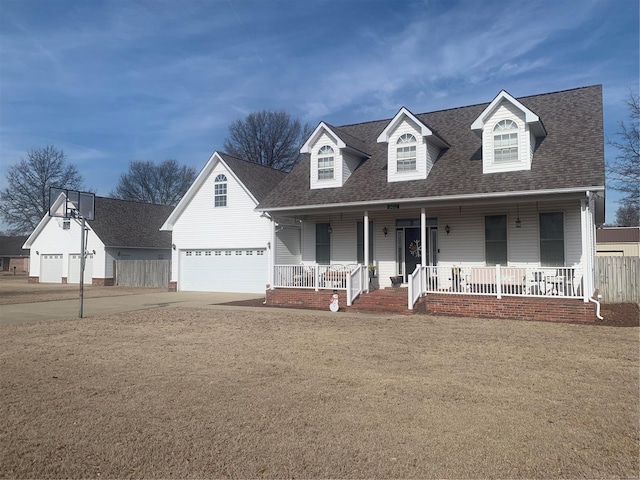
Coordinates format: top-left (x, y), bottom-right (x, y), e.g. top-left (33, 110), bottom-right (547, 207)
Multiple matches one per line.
top-left (540, 212), bottom-right (564, 267)
top-left (493, 119), bottom-right (518, 162)
top-left (214, 174), bottom-right (227, 207)
top-left (316, 223), bottom-right (331, 264)
top-left (225, 250), bottom-right (232, 256)
top-left (317, 146), bottom-right (334, 180)
top-left (356, 221), bottom-right (374, 264)
top-left (485, 215), bottom-right (507, 266)
top-left (257, 250), bottom-right (264, 256)
top-left (215, 251), bottom-right (221, 256)
top-left (396, 134), bottom-right (417, 171)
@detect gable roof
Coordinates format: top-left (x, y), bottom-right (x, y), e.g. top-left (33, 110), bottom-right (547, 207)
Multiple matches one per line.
top-left (301, 122), bottom-right (370, 157)
top-left (0, 236), bottom-right (29, 255)
top-left (258, 85), bottom-right (604, 212)
top-left (471, 89), bottom-right (547, 137)
top-left (161, 151), bottom-right (287, 230)
top-left (24, 197), bottom-right (174, 249)
top-left (376, 106), bottom-right (450, 147)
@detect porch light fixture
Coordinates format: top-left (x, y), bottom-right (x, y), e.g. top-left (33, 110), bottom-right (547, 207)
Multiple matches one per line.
top-left (328, 226), bottom-right (332, 234)
top-left (445, 225), bottom-right (450, 235)
top-left (172, 243), bottom-right (176, 250)
top-left (383, 227), bottom-right (388, 236)
top-left (516, 204), bottom-right (522, 228)
top-left (36, 251), bottom-right (39, 255)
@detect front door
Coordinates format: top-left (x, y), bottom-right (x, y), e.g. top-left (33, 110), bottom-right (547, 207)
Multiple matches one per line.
top-left (396, 219), bottom-right (438, 283)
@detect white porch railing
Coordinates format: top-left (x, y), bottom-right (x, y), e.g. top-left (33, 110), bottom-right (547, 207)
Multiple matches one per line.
top-left (408, 265), bottom-right (423, 310)
top-left (407, 265), bottom-right (585, 309)
top-left (346, 265), bottom-right (366, 306)
top-left (273, 264), bottom-right (362, 291)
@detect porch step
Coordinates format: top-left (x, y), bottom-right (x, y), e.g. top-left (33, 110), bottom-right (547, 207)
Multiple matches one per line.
top-left (347, 289), bottom-right (413, 315)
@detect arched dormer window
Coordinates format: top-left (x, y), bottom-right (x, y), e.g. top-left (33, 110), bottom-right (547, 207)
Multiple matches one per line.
top-left (317, 145), bottom-right (334, 180)
top-left (493, 119), bottom-right (518, 162)
top-left (214, 174), bottom-right (227, 207)
top-left (396, 133), bottom-right (417, 172)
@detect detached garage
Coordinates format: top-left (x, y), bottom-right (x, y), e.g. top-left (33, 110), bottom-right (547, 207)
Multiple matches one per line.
top-left (180, 248), bottom-right (267, 293)
top-left (24, 196), bottom-right (173, 285)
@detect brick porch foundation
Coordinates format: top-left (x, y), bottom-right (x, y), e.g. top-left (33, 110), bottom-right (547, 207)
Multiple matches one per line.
top-left (266, 288), bottom-right (598, 323)
top-left (168, 281), bottom-right (177, 292)
top-left (28, 276), bottom-right (39, 284)
top-left (92, 278), bottom-right (114, 286)
top-left (415, 293), bottom-right (597, 323)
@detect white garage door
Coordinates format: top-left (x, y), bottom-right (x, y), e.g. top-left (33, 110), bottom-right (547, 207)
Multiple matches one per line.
top-left (68, 254), bottom-right (93, 284)
top-left (180, 249), bottom-right (267, 293)
top-left (41, 254), bottom-right (63, 283)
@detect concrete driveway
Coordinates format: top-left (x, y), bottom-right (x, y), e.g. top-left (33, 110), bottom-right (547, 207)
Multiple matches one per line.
top-left (0, 291), bottom-right (264, 326)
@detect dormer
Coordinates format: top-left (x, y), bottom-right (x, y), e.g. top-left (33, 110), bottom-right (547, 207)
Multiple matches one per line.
top-left (471, 90), bottom-right (547, 174)
top-left (301, 122), bottom-right (369, 189)
top-left (377, 107), bottom-right (449, 183)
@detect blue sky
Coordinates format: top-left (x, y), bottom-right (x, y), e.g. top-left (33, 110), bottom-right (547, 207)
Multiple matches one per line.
top-left (1, 0), bottom-right (638, 226)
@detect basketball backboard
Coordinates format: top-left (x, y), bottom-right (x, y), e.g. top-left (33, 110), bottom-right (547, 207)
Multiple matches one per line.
top-left (48, 187), bottom-right (95, 220)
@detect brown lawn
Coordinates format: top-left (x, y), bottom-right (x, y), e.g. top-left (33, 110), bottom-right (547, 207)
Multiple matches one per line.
top-left (1, 306), bottom-right (638, 479)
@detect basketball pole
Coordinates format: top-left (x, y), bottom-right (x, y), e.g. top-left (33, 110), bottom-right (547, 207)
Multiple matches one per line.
top-left (79, 215), bottom-right (85, 318)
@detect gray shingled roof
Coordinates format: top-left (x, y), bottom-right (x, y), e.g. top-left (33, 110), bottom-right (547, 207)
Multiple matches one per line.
top-left (258, 85), bottom-right (604, 210)
top-left (0, 236), bottom-right (29, 255)
top-left (218, 153), bottom-right (288, 202)
top-left (88, 197), bottom-right (174, 248)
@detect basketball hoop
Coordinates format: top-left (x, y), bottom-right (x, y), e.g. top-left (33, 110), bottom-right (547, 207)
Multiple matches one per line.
top-left (48, 187), bottom-right (96, 318)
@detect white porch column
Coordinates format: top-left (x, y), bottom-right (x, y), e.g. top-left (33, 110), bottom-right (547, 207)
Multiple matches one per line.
top-left (420, 208), bottom-right (427, 292)
top-left (364, 210), bottom-right (369, 294)
top-left (269, 216), bottom-right (276, 290)
top-left (580, 196), bottom-right (593, 302)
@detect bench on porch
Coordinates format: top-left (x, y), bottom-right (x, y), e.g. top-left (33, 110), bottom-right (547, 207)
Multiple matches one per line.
top-left (468, 267), bottom-right (527, 294)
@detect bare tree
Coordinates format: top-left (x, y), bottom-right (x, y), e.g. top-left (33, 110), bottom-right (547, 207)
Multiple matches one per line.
top-left (223, 110), bottom-right (313, 171)
top-left (615, 202), bottom-right (639, 227)
top-left (110, 159), bottom-right (197, 206)
top-left (607, 91), bottom-right (639, 225)
top-left (0, 146), bottom-right (85, 234)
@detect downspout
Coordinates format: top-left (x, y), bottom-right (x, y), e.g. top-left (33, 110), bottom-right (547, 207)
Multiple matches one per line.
top-left (589, 294), bottom-right (604, 320)
top-left (584, 191), bottom-right (603, 320)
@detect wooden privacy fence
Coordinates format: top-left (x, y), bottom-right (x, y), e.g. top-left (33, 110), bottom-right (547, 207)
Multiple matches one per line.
top-left (595, 256), bottom-right (639, 304)
top-left (115, 260), bottom-right (170, 288)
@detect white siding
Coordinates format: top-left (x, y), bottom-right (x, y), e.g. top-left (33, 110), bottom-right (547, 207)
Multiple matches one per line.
top-left (28, 216), bottom-right (104, 281)
top-left (342, 151), bottom-right (362, 185)
top-left (482, 100), bottom-right (532, 173)
top-left (169, 161), bottom-right (271, 284)
top-left (387, 118), bottom-right (428, 183)
top-left (310, 132), bottom-right (343, 190)
top-left (275, 226), bottom-right (301, 264)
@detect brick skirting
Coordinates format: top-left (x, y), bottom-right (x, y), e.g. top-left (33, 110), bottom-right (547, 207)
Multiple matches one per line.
top-left (28, 276), bottom-right (39, 284)
top-left (267, 288), bottom-right (598, 322)
top-left (92, 278), bottom-right (114, 286)
top-left (168, 281), bottom-right (177, 292)
top-left (266, 288), bottom-right (341, 311)
top-left (416, 293), bottom-right (597, 323)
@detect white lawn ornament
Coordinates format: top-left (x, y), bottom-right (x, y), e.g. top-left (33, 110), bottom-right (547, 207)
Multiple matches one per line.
top-left (329, 292), bottom-right (339, 312)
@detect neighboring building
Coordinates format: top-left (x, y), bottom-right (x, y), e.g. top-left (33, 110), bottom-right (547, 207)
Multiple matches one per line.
top-left (23, 197), bottom-right (173, 285)
top-left (596, 226), bottom-right (640, 257)
top-left (256, 85), bottom-right (606, 322)
top-left (0, 236), bottom-right (29, 273)
top-left (160, 152), bottom-right (289, 293)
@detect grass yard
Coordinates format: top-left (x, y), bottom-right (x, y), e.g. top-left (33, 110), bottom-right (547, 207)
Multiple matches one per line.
top-left (1, 307), bottom-right (638, 478)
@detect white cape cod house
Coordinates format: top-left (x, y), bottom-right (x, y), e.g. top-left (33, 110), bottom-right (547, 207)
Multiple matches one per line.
top-left (24, 196), bottom-right (173, 285)
top-left (256, 86), bottom-right (605, 322)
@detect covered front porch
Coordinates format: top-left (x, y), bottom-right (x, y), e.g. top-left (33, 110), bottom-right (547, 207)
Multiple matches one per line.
top-left (266, 194), bottom-right (599, 321)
